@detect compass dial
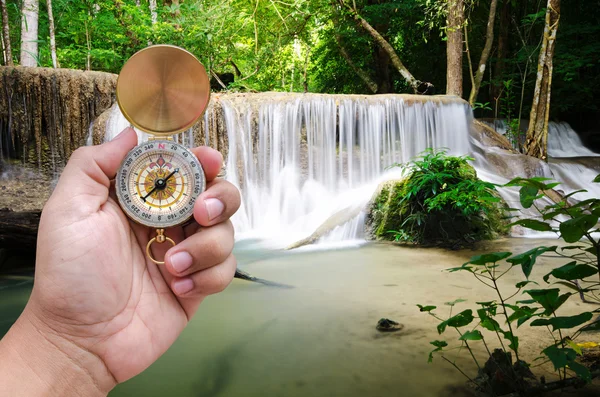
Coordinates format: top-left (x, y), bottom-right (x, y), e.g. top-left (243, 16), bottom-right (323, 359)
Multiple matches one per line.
top-left (116, 140), bottom-right (206, 228)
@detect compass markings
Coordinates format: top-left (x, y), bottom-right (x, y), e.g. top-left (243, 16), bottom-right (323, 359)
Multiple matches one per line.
top-left (119, 143), bottom-right (202, 227)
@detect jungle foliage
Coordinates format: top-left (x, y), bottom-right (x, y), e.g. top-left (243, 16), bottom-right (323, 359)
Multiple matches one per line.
top-left (370, 149), bottom-right (508, 247)
top-left (2, 0), bottom-right (599, 128)
top-left (420, 174), bottom-right (600, 395)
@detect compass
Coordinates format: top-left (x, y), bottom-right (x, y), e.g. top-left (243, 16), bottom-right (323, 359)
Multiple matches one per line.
top-left (115, 45), bottom-right (211, 264)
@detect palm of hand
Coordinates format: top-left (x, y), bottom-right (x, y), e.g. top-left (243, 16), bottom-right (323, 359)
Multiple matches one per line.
top-left (21, 130), bottom-right (238, 387)
top-left (32, 194), bottom-right (190, 382)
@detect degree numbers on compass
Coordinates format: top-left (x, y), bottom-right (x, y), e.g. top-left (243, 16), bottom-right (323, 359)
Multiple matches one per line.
top-left (116, 140), bottom-right (205, 228)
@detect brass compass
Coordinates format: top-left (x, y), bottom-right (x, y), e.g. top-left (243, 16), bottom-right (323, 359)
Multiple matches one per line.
top-left (115, 45), bottom-right (211, 264)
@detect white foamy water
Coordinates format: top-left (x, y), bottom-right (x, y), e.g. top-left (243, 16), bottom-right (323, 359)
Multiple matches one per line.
top-left (220, 95), bottom-right (471, 247)
top-left (481, 119), bottom-right (599, 158)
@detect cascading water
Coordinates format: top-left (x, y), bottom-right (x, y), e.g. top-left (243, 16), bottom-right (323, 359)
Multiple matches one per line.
top-left (220, 94), bottom-right (472, 247)
top-left (102, 94), bottom-right (472, 247)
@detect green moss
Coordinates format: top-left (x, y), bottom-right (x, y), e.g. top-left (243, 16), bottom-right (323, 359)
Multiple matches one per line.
top-left (369, 149), bottom-right (509, 247)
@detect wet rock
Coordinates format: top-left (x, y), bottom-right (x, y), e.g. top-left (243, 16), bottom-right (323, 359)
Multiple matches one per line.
top-left (0, 66), bottom-right (117, 175)
top-left (376, 318), bottom-right (404, 332)
top-left (471, 120), bottom-right (514, 152)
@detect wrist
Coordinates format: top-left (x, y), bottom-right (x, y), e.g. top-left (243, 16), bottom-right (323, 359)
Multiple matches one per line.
top-left (0, 306), bottom-right (116, 397)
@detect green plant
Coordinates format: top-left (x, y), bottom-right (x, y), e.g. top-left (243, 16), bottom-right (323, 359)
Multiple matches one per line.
top-left (374, 149), bottom-right (508, 247)
top-left (473, 101), bottom-right (493, 111)
top-left (419, 174), bottom-right (600, 395)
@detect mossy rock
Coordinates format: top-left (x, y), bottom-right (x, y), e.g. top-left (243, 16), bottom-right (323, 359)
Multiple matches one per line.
top-left (368, 152), bottom-right (508, 247)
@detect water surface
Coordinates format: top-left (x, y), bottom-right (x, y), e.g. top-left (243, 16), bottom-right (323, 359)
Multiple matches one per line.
top-left (2, 239), bottom-right (598, 396)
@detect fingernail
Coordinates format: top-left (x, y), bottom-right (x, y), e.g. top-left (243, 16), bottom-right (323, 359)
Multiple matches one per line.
top-left (170, 251), bottom-right (193, 273)
top-left (173, 278), bottom-right (194, 295)
top-left (205, 198), bottom-right (225, 220)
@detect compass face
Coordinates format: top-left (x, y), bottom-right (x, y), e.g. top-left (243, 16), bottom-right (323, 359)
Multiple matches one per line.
top-left (116, 140), bottom-right (206, 228)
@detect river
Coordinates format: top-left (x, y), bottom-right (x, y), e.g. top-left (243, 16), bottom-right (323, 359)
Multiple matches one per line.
top-left (2, 238), bottom-right (597, 396)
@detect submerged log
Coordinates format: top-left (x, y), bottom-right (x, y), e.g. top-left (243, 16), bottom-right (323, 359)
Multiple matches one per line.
top-left (0, 208), bottom-right (40, 250)
top-left (286, 205), bottom-right (365, 250)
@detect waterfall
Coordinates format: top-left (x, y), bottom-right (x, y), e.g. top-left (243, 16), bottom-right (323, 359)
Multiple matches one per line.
top-left (102, 94), bottom-right (472, 247)
top-left (102, 94), bottom-right (599, 246)
top-left (481, 119), bottom-right (599, 158)
top-left (221, 94), bottom-right (472, 247)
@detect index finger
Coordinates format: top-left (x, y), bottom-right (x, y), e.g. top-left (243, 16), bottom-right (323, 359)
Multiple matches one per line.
top-left (190, 146), bottom-right (223, 182)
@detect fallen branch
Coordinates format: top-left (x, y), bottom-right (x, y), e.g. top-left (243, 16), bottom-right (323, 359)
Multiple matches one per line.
top-left (286, 205), bottom-right (363, 250)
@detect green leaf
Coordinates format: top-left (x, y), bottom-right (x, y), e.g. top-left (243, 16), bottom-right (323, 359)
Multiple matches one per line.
top-left (511, 219), bottom-right (553, 232)
top-left (466, 252), bottom-right (512, 266)
top-left (543, 262), bottom-right (598, 283)
top-left (568, 361), bottom-right (592, 382)
top-left (428, 340), bottom-right (448, 363)
top-left (566, 339), bottom-right (583, 356)
top-left (437, 320), bottom-right (447, 335)
top-left (578, 320), bottom-right (600, 332)
top-left (446, 310), bottom-right (474, 328)
top-left (593, 174), bottom-right (600, 183)
top-left (447, 264), bottom-right (474, 273)
top-left (459, 330), bottom-right (483, 341)
top-left (530, 312), bottom-right (593, 331)
top-left (477, 308), bottom-right (502, 331)
top-left (543, 345), bottom-right (577, 371)
top-left (507, 306), bottom-right (538, 327)
top-left (430, 340), bottom-right (448, 348)
top-left (584, 246), bottom-right (598, 257)
top-left (502, 330), bottom-right (519, 351)
top-left (519, 185), bottom-right (539, 208)
top-left (444, 299), bottom-right (467, 307)
top-left (417, 305), bottom-right (437, 312)
top-left (507, 246), bottom-right (557, 278)
top-left (560, 215), bottom-right (599, 243)
top-left (524, 289), bottom-right (572, 315)
top-left (516, 281), bottom-right (538, 288)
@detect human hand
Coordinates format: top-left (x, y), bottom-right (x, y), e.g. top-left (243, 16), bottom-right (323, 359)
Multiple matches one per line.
top-left (0, 127), bottom-right (240, 396)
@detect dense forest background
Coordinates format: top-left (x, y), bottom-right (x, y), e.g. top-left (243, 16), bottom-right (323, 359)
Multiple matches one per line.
top-left (1, 0), bottom-right (599, 134)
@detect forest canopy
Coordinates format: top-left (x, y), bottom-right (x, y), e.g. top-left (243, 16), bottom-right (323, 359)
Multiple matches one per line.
top-left (2, 0), bottom-right (599, 131)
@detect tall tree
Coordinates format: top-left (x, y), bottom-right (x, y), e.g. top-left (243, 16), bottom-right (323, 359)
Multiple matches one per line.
top-left (491, 0), bottom-right (510, 114)
top-left (47, 0), bottom-right (59, 68)
top-left (446, 0), bottom-right (464, 96)
top-left (525, 0), bottom-right (560, 160)
top-left (0, 0), bottom-right (13, 65)
top-left (20, 0), bottom-right (39, 66)
top-left (149, 0), bottom-right (157, 25)
top-left (335, 34), bottom-right (378, 93)
top-left (467, 0), bottom-right (499, 105)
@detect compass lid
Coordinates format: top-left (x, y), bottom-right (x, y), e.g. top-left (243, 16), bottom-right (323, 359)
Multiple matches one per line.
top-left (116, 45), bottom-right (211, 136)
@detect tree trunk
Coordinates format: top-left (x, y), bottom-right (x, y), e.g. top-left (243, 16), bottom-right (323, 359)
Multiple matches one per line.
top-left (335, 35), bottom-right (378, 94)
top-left (525, 0), bottom-right (560, 160)
top-left (47, 0), bottom-right (59, 68)
top-left (352, 12), bottom-right (420, 93)
top-left (20, 0), bottom-right (39, 66)
top-left (0, 0), bottom-right (13, 66)
top-left (468, 0), bottom-right (499, 105)
top-left (149, 0), bottom-right (158, 25)
top-left (491, 0), bottom-right (510, 114)
top-left (374, 46), bottom-right (392, 93)
top-left (446, 0), bottom-right (464, 97)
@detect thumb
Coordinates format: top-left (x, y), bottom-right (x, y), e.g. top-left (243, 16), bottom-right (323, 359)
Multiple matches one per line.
top-left (50, 128), bottom-right (138, 216)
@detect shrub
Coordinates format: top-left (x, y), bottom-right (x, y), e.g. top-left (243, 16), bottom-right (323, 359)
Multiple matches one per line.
top-left (370, 149), bottom-right (508, 247)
